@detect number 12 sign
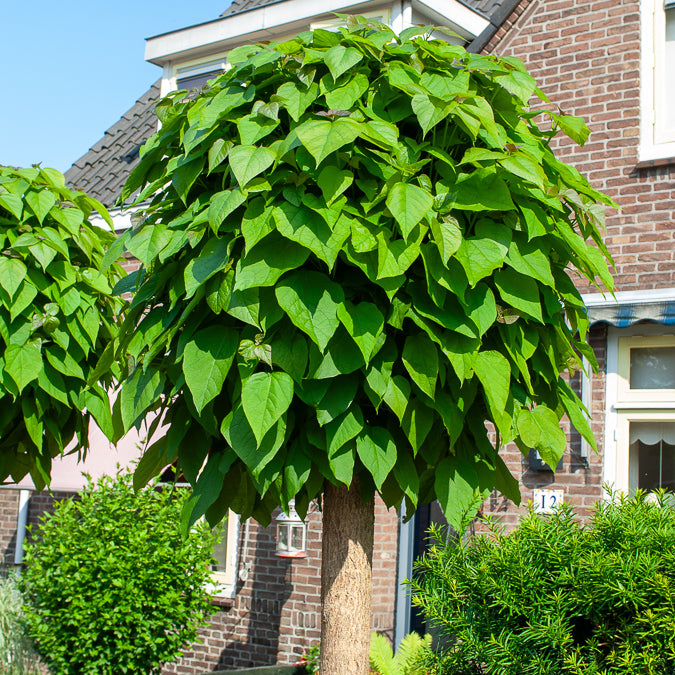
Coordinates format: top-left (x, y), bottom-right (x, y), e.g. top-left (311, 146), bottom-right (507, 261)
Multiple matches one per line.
top-left (533, 488), bottom-right (564, 514)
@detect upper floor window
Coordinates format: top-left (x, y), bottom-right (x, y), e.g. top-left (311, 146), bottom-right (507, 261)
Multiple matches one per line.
top-left (640, 0), bottom-right (675, 161)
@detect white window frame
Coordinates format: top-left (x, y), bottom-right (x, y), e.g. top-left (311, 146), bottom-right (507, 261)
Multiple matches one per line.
top-left (605, 324), bottom-right (675, 494)
top-left (161, 54), bottom-right (230, 98)
top-left (639, 0), bottom-right (675, 161)
top-left (206, 510), bottom-right (241, 599)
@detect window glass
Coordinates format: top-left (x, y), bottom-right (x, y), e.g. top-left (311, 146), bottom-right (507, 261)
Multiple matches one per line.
top-left (664, 8), bottom-right (675, 132)
top-left (211, 519), bottom-right (229, 573)
top-left (177, 69), bottom-right (222, 93)
top-left (629, 421), bottom-right (675, 491)
top-left (629, 347), bottom-right (675, 389)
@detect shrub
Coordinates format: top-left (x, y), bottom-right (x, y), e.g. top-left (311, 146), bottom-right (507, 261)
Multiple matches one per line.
top-left (19, 471), bottom-right (217, 675)
top-left (410, 491), bottom-right (675, 675)
top-left (0, 574), bottom-right (40, 675)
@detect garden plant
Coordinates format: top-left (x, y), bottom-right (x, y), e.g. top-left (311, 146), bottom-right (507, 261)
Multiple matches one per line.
top-left (19, 471), bottom-right (216, 675)
top-left (105, 16), bottom-right (614, 674)
top-left (410, 491), bottom-right (675, 674)
top-left (0, 574), bottom-right (40, 675)
top-left (0, 165), bottom-right (124, 487)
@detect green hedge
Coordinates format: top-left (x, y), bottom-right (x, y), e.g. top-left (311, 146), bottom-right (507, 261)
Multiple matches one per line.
top-left (410, 491), bottom-right (675, 674)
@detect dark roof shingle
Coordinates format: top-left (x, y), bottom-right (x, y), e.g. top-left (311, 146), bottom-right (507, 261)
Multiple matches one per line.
top-left (65, 81), bottom-right (161, 209)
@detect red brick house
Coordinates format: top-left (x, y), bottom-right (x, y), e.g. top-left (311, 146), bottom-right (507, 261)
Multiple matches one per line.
top-left (2, 0), bottom-right (674, 671)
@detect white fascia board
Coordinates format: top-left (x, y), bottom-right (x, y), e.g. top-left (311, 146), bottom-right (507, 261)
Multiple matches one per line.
top-left (145, 0), bottom-right (380, 66)
top-left (413, 0), bottom-right (490, 38)
top-left (89, 207), bottom-right (135, 234)
top-left (582, 287), bottom-right (675, 307)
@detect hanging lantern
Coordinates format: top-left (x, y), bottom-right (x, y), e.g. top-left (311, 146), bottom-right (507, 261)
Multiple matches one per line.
top-left (275, 501), bottom-right (307, 558)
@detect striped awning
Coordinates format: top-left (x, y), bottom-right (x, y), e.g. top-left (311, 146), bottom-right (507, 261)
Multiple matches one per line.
top-left (583, 289), bottom-right (675, 327)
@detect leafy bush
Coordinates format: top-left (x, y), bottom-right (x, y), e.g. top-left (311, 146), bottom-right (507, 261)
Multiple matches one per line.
top-left (0, 574), bottom-right (40, 675)
top-left (369, 632), bottom-right (431, 675)
top-left (20, 471), bottom-right (217, 675)
top-left (410, 492), bottom-right (675, 674)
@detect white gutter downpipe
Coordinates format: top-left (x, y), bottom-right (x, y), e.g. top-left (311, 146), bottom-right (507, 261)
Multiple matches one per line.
top-left (14, 490), bottom-right (30, 566)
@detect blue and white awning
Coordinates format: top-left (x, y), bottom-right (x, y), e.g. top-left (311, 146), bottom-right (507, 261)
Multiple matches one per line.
top-left (583, 289), bottom-right (675, 327)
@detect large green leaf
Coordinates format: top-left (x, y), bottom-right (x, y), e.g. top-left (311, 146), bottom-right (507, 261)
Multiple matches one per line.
top-left (120, 367), bottom-right (165, 430)
top-left (4, 343), bottom-right (42, 393)
top-left (183, 326), bottom-right (238, 413)
top-left (275, 271), bottom-right (344, 352)
top-left (495, 267), bottom-right (543, 322)
top-left (356, 427), bottom-right (397, 490)
top-left (234, 234), bottom-right (309, 291)
top-left (337, 301), bottom-right (384, 363)
top-left (0, 258), bottom-right (27, 300)
top-left (222, 406), bottom-right (286, 477)
top-left (241, 371), bottom-right (294, 445)
top-left (386, 183), bottom-right (434, 241)
top-left (317, 166), bottom-right (354, 206)
top-left (276, 81), bottom-right (319, 122)
top-left (455, 226), bottom-right (510, 286)
top-left (402, 333), bottom-right (438, 400)
top-left (435, 454), bottom-right (481, 532)
top-left (126, 222), bottom-right (172, 268)
top-left (473, 350), bottom-right (511, 436)
top-left (273, 202), bottom-right (350, 270)
top-left (295, 118), bottom-right (361, 167)
top-left (516, 405), bottom-right (566, 470)
top-left (326, 407), bottom-right (364, 457)
top-left (25, 190), bottom-right (56, 224)
top-left (208, 189), bottom-right (246, 231)
top-left (228, 145), bottom-right (276, 187)
top-left (324, 45), bottom-right (363, 80)
top-left (184, 236), bottom-right (231, 298)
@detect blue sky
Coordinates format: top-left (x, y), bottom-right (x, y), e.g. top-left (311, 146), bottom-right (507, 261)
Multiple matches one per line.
top-left (1, 1), bottom-right (234, 173)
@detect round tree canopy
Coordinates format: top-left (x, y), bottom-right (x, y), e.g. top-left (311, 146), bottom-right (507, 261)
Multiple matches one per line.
top-left (0, 166), bottom-right (124, 487)
top-left (115, 18), bottom-right (613, 530)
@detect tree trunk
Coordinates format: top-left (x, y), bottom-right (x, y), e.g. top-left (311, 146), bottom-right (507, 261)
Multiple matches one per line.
top-left (320, 477), bottom-right (374, 675)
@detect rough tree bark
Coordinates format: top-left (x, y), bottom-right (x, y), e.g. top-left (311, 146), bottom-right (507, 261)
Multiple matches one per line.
top-left (320, 477), bottom-right (375, 675)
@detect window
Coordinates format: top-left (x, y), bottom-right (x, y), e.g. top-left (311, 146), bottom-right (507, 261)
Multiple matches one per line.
top-left (161, 465), bottom-right (240, 599)
top-left (208, 512), bottom-right (240, 598)
top-left (610, 333), bottom-right (675, 494)
top-left (161, 55), bottom-right (229, 97)
top-left (640, 0), bottom-right (675, 161)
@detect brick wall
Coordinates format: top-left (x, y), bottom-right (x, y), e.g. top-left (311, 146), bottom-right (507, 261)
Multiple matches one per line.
top-left (0, 488), bottom-right (19, 570)
top-left (481, 0), bottom-right (674, 523)
top-left (487, 0), bottom-right (675, 294)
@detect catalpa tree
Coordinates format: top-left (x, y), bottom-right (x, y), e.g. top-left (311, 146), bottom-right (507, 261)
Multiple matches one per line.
top-left (109, 17), bottom-right (613, 674)
top-left (0, 166), bottom-right (123, 488)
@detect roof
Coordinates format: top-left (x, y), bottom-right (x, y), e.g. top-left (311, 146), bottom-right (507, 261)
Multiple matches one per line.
top-left (222, 0), bottom-right (507, 19)
top-left (65, 81), bottom-right (161, 209)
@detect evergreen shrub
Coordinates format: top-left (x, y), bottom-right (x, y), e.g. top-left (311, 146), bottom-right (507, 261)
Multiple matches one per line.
top-left (19, 471), bottom-right (216, 675)
top-left (410, 492), bottom-right (675, 674)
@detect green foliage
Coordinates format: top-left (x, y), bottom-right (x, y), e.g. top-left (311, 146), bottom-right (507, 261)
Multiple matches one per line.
top-left (369, 631), bottom-right (431, 675)
top-left (0, 574), bottom-right (40, 675)
top-left (410, 492), bottom-right (675, 674)
top-left (114, 18), bottom-right (613, 528)
top-left (299, 643), bottom-right (321, 674)
top-left (20, 471), bottom-right (216, 675)
top-left (0, 166), bottom-right (125, 487)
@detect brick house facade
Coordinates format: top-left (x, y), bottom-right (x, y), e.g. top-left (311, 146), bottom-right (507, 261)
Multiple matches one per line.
top-left (2, 0), bottom-right (674, 671)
